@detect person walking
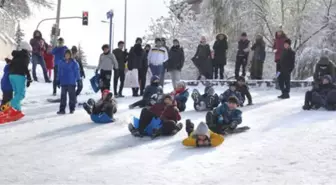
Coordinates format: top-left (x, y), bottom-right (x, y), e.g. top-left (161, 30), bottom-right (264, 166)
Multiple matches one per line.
top-left (52, 37), bottom-right (68, 95)
top-left (167, 39), bottom-right (185, 89)
top-left (71, 46), bottom-right (86, 96)
top-left (113, 41), bottom-right (128, 98)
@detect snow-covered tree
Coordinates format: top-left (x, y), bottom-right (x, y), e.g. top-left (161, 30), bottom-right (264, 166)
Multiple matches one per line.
top-left (15, 22), bottom-right (25, 49)
top-left (0, 0), bottom-right (53, 19)
top-left (78, 44), bottom-right (88, 67)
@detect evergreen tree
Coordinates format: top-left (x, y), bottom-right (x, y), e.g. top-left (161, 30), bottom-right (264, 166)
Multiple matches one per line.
top-left (77, 44), bottom-right (87, 66)
top-left (15, 22), bottom-right (25, 50)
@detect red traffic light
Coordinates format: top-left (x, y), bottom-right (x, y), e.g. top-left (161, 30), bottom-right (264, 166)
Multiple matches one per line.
top-left (83, 11), bottom-right (88, 17)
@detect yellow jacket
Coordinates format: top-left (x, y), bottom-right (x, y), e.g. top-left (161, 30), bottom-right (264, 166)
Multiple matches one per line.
top-left (182, 131), bottom-right (224, 147)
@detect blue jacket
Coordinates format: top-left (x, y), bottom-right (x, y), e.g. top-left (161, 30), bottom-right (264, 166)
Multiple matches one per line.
top-left (221, 89), bottom-right (244, 106)
top-left (215, 103), bottom-right (242, 125)
top-left (1, 64), bottom-right (12, 92)
top-left (143, 84), bottom-right (163, 102)
top-left (57, 59), bottom-right (80, 85)
top-left (174, 89), bottom-right (189, 104)
top-left (52, 46), bottom-right (68, 66)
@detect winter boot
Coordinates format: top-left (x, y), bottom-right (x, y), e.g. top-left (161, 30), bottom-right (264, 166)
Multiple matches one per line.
top-left (302, 104), bottom-right (311, 110)
top-left (87, 99), bottom-right (95, 106)
top-left (191, 89), bottom-right (201, 103)
top-left (57, 110), bottom-right (66, 115)
top-left (170, 123), bottom-right (183, 135)
top-left (128, 123), bottom-right (143, 137)
top-left (206, 111), bottom-right (215, 127)
top-left (83, 103), bottom-right (92, 114)
top-left (185, 119), bottom-right (194, 136)
top-left (151, 128), bottom-right (162, 139)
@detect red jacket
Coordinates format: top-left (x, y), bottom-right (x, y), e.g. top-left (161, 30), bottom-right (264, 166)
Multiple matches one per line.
top-left (273, 36), bottom-right (287, 61)
top-left (149, 103), bottom-right (181, 122)
top-left (43, 53), bottom-right (54, 69)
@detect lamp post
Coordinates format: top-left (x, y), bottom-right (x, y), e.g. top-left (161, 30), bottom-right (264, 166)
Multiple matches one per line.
top-left (101, 20), bottom-right (114, 49)
top-left (52, 0), bottom-right (62, 47)
top-left (106, 10), bottom-right (114, 51)
top-left (124, 0), bottom-right (127, 48)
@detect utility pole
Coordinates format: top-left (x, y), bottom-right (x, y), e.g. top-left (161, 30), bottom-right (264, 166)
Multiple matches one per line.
top-left (52, 0), bottom-right (62, 47)
top-left (124, 0), bottom-right (127, 48)
top-left (106, 10), bottom-right (114, 51)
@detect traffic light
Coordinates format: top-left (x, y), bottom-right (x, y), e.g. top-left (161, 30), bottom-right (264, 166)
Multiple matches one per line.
top-left (82, 11), bottom-right (88, 26)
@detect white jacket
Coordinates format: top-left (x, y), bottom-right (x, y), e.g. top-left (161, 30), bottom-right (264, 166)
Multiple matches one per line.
top-left (147, 46), bottom-right (168, 66)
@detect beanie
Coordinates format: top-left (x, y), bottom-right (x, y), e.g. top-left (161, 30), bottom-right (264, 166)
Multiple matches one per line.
top-left (193, 122), bottom-right (210, 138)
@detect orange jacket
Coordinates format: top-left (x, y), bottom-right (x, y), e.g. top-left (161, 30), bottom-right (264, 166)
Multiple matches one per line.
top-left (182, 131), bottom-right (224, 147)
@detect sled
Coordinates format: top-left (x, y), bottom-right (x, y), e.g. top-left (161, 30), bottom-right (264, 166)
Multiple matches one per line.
top-left (129, 117), bottom-right (162, 137)
top-left (0, 111), bottom-right (24, 125)
top-left (223, 126), bottom-right (250, 135)
top-left (90, 113), bottom-right (114, 124)
top-left (47, 98), bottom-right (61, 103)
top-left (90, 74), bottom-right (100, 93)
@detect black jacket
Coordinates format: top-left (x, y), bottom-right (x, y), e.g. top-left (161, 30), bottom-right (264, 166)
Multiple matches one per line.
top-left (128, 44), bottom-right (145, 70)
top-left (279, 48), bottom-right (295, 74)
top-left (167, 46), bottom-right (185, 71)
top-left (74, 56), bottom-right (85, 78)
top-left (9, 50), bottom-right (32, 81)
top-left (143, 83), bottom-right (163, 102)
top-left (313, 57), bottom-right (336, 83)
top-left (237, 39), bottom-right (250, 57)
top-left (236, 84), bottom-right (252, 104)
top-left (213, 35), bottom-right (228, 65)
top-left (251, 41), bottom-right (266, 62)
top-left (113, 48), bottom-right (127, 70)
top-left (194, 44), bottom-right (211, 59)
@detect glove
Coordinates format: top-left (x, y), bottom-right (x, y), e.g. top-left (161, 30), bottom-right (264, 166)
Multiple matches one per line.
top-left (26, 80), bottom-right (32, 87)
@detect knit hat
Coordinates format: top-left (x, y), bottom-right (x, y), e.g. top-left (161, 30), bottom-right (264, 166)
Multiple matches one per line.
top-left (176, 81), bottom-right (186, 89)
top-left (135, 37), bottom-right (142, 44)
top-left (228, 96), bottom-right (239, 105)
top-left (241, 32), bottom-right (247, 37)
top-left (204, 86), bottom-right (215, 95)
top-left (57, 37), bottom-right (64, 42)
top-left (193, 122), bottom-right (210, 138)
top-left (155, 38), bottom-right (161, 43)
top-left (163, 94), bottom-right (173, 101)
top-left (284, 39), bottom-right (291, 46)
top-left (323, 75), bottom-right (332, 83)
top-left (71, 46), bottom-right (78, 53)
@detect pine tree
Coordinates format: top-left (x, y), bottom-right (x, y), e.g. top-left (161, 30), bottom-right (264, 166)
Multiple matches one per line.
top-left (77, 44), bottom-right (87, 66)
top-left (15, 22), bottom-right (25, 50)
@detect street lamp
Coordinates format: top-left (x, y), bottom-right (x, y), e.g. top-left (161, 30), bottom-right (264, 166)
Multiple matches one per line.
top-left (124, 0), bottom-right (127, 48)
top-left (101, 20), bottom-right (114, 49)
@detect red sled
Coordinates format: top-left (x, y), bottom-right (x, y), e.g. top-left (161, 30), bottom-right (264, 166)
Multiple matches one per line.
top-left (0, 107), bottom-right (25, 124)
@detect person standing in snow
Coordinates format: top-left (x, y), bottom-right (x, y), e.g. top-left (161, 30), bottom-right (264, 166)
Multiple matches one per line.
top-left (52, 37), bottom-right (68, 95)
top-left (273, 28), bottom-right (288, 73)
top-left (43, 45), bottom-right (54, 80)
top-left (250, 35), bottom-right (266, 80)
top-left (235, 32), bottom-right (250, 79)
top-left (148, 38), bottom-right (168, 82)
top-left (213, 33), bottom-right (228, 79)
top-left (139, 44), bottom-right (151, 96)
top-left (29, 30), bottom-right (51, 83)
top-left (56, 50), bottom-right (80, 114)
top-left (71, 46), bottom-right (85, 96)
top-left (96, 44), bottom-right (118, 93)
top-left (277, 39), bottom-right (295, 99)
top-left (160, 38), bottom-right (170, 87)
top-left (192, 36), bottom-right (212, 79)
top-left (113, 41), bottom-right (127, 97)
top-left (128, 38), bottom-right (145, 97)
top-left (1, 59), bottom-right (13, 106)
top-left (167, 39), bottom-right (185, 89)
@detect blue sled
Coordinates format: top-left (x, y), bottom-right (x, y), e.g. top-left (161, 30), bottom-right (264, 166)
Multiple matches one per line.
top-left (91, 113), bottom-right (114, 124)
top-left (90, 74), bottom-right (100, 93)
top-left (132, 117), bottom-right (162, 136)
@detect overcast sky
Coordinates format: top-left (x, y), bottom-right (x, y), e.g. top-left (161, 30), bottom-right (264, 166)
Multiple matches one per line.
top-left (21, 0), bottom-right (168, 65)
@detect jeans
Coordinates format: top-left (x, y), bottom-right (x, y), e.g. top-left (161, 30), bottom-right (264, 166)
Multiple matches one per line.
top-left (31, 54), bottom-right (49, 82)
top-left (149, 64), bottom-right (163, 77)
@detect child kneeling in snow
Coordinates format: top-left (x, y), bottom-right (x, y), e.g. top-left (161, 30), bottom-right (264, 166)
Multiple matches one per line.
top-left (236, 76), bottom-right (253, 106)
top-left (206, 96), bottom-right (242, 134)
top-left (83, 90), bottom-right (117, 123)
top-left (170, 81), bottom-right (189, 112)
top-left (191, 84), bottom-right (220, 111)
top-left (220, 82), bottom-right (244, 107)
top-left (129, 94), bottom-right (182, 137)
top-left (182, 120), bottom-right (224, 147)
top-left (129, 75), bottom-right (163, 109)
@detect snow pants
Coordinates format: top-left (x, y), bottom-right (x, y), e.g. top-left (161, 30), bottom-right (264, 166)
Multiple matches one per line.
top-left (9, 75), bottom-right (26, 111)
top-left (235, 55), bottom-right (247, 78)
top-left (1, 91), bottom-right (13, 106)
top-left (31, 54), bottom-right (49, 82)
top-left (100, 69), bottom-right (112, 92)
top-left (60, 85), bottom-right (76, 112)
top-left (170, 70), bottom-right (181, 89)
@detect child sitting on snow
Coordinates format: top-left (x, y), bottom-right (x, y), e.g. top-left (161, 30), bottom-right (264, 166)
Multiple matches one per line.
top-left (83, 90), bottom-right (117, 123)
top-left (236, 76), bottom-right (253, 106)
top-left (129, 75), bottom-right (163, 109)
top-left (220, 82), bottom-right (244, 107)
top-left (182, 120), bottom-right (224, 147)
top-left (170, 81), bottom-right (189, 112)
top-left (206, 96), bottom-right (242, 135)
top-left (128, 94), bottom-right (182, 138)
top-left (1, 59), bottom-right (13, 107)
top-left (191, 83), bottom-right (220, 111)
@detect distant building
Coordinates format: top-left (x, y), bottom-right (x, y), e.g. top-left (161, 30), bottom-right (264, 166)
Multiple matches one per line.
top-left (0, 12), bottom-right (16, 59)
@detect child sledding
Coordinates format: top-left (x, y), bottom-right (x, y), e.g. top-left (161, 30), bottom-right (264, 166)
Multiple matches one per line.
top-left (191, 84), bottom-right (219, 111)
top-left (83, 90), bottom-right (117, 124)
top-left (170, 81), bottom-right (189, 112)
top-left (128, 94), bottom-right (183, 138)
top-left (219, 82), bottom-right (244, 107)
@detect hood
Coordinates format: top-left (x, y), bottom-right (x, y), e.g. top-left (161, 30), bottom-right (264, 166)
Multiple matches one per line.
top-left (318, 57), bottom-right (330, 65)
top-left (33, 30), bottom-right (42, 39)
top-left (193, 122), bottom-right (210, 138)
top-left (216, 33), bottom-right (227, 40)
top-left (12, 49), bottom-right (29, 59)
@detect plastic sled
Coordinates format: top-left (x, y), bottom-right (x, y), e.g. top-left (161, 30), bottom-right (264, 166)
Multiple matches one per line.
top-left (91, 113), bottom-right (114, 124)
top-left (90, 74), bottom-right (100, 93)
top-left (133, 117), bottom-right (162, 136)
top-left (47, 98), bottom-right (61, 103)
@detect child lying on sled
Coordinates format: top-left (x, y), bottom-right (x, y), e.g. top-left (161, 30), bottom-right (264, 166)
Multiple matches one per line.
top-left (170, 81), bottom-right (189, 112)
top-left (191, 83), bottom-right (220, 111)
top-left (83, 90), bottom-right (117, 123)
top-left (182, 120), bottom-right (224, 147)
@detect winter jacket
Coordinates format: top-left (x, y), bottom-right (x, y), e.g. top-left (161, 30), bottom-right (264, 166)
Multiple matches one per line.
top-left (52, 46), bottom-right (68, 66)
top-left (251, 40), bottom-right (266, 62)
top-left (182, 130), bottom-right (224, 147)
top-left (149, 103), bottom-right (181, 122)
top-left (313, 57), bottom-right (336, 83)
top-left (278, 48), bottom-right (295, 74)
top-left (113, 48), bottom-right (127, 70)
top-left (220, 89), bottom-right (244, 106)
top-left (57, 59), bottom-right (80, 86)
top-left (236, 84), bottom-right (252, 104)
top-left (1, 64), bottom-right (12, 92)
top-left (237, 39), bottom-right (250, 57)
top-left (8, 50), bottom-right (32, 81)
top-left (43, 53), bottom-right (54, 70)
top-left (97, 52), bottom-right (118, 71)
top-left (172, 88), bottom-right (189, 112)
top-left (273, 35), bottom-right (287, 61)
top-left (148, 46), bottom-right (168, 66)
top-left (128, 44), bottom-right (145, 70)
top-left (92, 97), bottom-right (117, 118)
top-left (213, 34), bottom-right (228, 65)
top-left (167, 46), bottom-right (185, 71)
top-left (194, 44), bottom-right (211, 59)
top-left (74, 56), bottom-right (85, 78)
top-left (143, 83), bottom-right (163, 102)
top-left (215, 103), bottom-right (242, 125)
top-left (30, 30), bottom-right (47, 56)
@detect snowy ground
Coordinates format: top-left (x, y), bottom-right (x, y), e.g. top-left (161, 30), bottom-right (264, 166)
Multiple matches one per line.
top-left (1, 65), bottom-right (336, 185)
